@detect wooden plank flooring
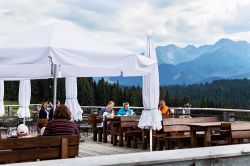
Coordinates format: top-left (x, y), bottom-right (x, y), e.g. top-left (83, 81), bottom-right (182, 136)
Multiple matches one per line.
top-left (78, 137), bottom-right (146, 157)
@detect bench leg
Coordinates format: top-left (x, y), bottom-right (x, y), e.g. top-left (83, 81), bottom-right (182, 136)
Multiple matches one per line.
top-left (165, 139), bottom-right (169, 150)
top-left (111, 133), bottom-right (113, 144)
top-left (153, 136), bottom-right (157, 151)
top-left (127, 135), bottom-right (132, 148)
top-left (132, 135), bottom-right (138, 149)
top-left (158, 140), bottom-right (164, 150)
top-left (142, 129), bottom-right (147, 149)
top-left (93, 124), bottom-right (97, 141)
top-left (98, 129), bottom-right (102, 142)
top-left (119, 132), bottom-right (124, 147)
top-left (113, 134), bottom-right (118, 146)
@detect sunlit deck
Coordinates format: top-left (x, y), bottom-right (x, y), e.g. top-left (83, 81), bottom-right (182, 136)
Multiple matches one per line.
top-left (78, 137), bottom-right (145, 157)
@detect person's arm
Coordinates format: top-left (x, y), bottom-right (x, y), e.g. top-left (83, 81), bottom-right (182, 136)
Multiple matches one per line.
top-left (42, 125), bottom-right (50, 136)
top-left (131, 109), bottom-right (135, 115)
top-left (74, 125), bottom-right (79, 135)
top-left (99, 109), bottom-right (104, 118)
top-left (117, 108), bottom-right (122, 115)
top-left (49, 109), bottom-right (53, 120)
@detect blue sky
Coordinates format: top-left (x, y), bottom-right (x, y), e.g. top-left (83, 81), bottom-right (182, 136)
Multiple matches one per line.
top-left (0, 0), bottom-right (250, 52)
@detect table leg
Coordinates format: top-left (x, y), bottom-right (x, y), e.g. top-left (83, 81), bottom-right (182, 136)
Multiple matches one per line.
top-left (204, 127), bottom-right (211, 147)
top-left (191, 127), bottom-right (197, 148)
top-left (119, 130), bottom-right (124, 147)
top-left (98, 128), bottom-right (102, 142)
top-left (113, 133), bottom-right (118, 146)
top-left (103, 121), bottom-right (107, 143)
top-left (142, 129), bottom-right (147, 149)
top-left (93, 123), bottom-right (97, 141)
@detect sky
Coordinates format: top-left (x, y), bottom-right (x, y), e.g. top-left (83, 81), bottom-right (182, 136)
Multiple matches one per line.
top-left (1, 0), bottom-right (250, 52)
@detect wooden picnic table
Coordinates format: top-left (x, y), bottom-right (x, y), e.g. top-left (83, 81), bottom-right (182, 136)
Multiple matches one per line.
top-left (103, 116), bottom-right (142, 148)
top-left (187, 122), bottom-right (223, 147)
top-left (103, 116), bottom-right (121, 144)
top-left (188, 121), bottom-right (250, 147)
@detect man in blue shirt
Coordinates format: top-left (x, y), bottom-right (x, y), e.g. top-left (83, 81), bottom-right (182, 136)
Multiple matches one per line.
top-left (117, 102), bottom-right (135, 116)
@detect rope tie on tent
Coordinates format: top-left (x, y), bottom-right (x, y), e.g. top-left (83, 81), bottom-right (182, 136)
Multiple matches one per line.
top-left (143, 108), bottom-right (157, 111)
top-left (19, 106), bottom-right (27, 108)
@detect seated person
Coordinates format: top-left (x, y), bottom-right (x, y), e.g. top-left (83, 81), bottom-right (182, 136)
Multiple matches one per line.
top-left (43, 105), bottom-right (79, 136)
top-left (159, 100), bottom-right (170, 115)
top-left (37, 119), bottom-right (48, 135)
top-left (117, 102), bottom-right (135, 116)
top-left (99, 101), bottom-right (115, 119)
top-left (17, 124), bottom-right (32, 138)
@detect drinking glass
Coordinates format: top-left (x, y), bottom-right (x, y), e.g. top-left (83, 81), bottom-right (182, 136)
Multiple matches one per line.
top-left (1, 130), bottom-right (8, 139)
top-left (30, 126), bottom-right (38, 137)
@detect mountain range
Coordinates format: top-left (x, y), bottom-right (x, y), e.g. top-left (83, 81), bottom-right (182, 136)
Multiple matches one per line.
top-left (108, 38), bottom-right (250, 85)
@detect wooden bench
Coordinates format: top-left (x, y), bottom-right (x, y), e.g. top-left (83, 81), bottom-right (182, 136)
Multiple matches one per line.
top-left (222, 122), bottom-right (250, 144)
top-left (111, 116), bottom-right (141, 148)
top-left (0, 135), bottom-right (79, 164)
top-left (88, 114), bottom-right (102, 142)
top-left (153, 116), bottom-right (220, 150)
top-left (120, 116), bottom-right (141, 149)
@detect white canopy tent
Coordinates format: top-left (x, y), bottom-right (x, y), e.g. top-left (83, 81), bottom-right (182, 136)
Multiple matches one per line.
top-left (0, 22), bottom-right (155, 79)
top-left (0, 22), bottom-right (160, 151)
top-left (0, 21), bottom-right (157, 113)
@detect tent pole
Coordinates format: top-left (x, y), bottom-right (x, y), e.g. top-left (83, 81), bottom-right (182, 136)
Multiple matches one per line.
top-left (53, 64), bottom-right (57, 112)
top-left (150, 127), bottom-right (152, 151)
top-left (23, 117), bottom-right (25, 125)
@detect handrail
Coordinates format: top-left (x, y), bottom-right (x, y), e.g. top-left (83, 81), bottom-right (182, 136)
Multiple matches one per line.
top-left (4, 104), bottom-right (250, 113)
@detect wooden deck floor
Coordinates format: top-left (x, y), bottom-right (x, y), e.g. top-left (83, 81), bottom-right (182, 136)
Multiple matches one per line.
top-left (78, 137), bottom-right (146, 157)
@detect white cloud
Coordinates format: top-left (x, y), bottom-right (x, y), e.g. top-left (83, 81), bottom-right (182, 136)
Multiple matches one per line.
top-left (0, 0), bottom-right (250, 52)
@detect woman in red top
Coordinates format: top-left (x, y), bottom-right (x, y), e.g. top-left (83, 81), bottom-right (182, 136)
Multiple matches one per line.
top-left (43, 105), bottom-right (79, 136)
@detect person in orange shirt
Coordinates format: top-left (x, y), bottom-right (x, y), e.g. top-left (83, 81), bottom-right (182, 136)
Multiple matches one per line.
top-left (159, 100), bottom-right (169, 115)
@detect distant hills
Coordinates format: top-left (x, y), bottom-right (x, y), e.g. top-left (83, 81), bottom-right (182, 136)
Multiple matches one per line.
top-left (108, 38), bottom-right (250, 85)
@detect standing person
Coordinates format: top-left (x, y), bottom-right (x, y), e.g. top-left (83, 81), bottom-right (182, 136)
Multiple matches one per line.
top-left (159, 100), bottom-right (170, 115)
top-left (99, 101), bottom-right (115, 119)
top-left (43, 105), bottom-right (78, 136)
top-left (39, 102), bottom-right (49, 119)
top-left (117, 102), bottom-right (135, 116)
top-left (49, 100), bottom-right (60, 120)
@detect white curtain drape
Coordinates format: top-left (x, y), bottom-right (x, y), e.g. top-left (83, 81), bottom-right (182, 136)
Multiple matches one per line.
top-left (138, 37), bottom-right (162, 130)
top-left (0, 80), bottom-right (4, 116)
top-left (65, 77), bottom-right (83, 121)
top-left (17, 80), bottom-right (31, 118)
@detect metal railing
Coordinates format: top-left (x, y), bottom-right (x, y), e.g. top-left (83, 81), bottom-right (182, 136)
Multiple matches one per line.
top-left (3, 104), bottom-right (250, 120)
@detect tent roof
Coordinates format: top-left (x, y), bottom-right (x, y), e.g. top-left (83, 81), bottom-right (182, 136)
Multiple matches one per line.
top-left (0, 22), bottom-right (156, 80)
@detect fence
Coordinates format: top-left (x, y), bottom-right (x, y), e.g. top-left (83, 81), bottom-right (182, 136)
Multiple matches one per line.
top-left (3, 104), bottom-right (250, 121)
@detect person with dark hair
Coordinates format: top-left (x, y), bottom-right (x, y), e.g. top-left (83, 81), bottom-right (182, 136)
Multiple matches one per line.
top-left (43, 105), bottom-right (78, 136)
top-left (159, 100), bottom-right (169, 115)
top-left (39, 102), bottom-right (49, 119)
top-left (37, 119), bottom-right (48, 135)
top-left (117, 102), bottom-right (135, 116)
